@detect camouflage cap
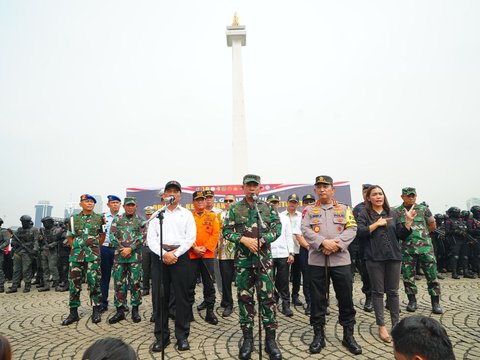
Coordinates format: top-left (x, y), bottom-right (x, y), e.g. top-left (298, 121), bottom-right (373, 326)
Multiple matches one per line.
top-left (204, 189), bottom-right (215, 197)
top-left (144, 206), bottom-right (155, 215)
top-left (243, 174), bottom-right (260, 184)
top-left (107, 195), bottom-right (121, 202)
top-left (80, 194), bottom-right (97, 203)
top-left (193, 191), bottom-right (205, 200)
top-left (164, 180), bottom-right (182, 192)
top-left (288, 193), bottom-right (299, 202)
top-left (267, 194), bottom-right (280, 203)
top-left (124, 197), bottom-right (137, 205)
top-left (302, 194), bottom-right (315, 202)
top-left (402, 187), bottom-right (416, 196)
top-left (315, 175), bottom-right (333, 186)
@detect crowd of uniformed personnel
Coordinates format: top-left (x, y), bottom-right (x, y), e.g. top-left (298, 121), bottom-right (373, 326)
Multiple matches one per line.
top-left (0, 175), bottom-right (479, 359)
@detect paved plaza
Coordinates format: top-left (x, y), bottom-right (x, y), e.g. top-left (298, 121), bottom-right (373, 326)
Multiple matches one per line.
top-left (1, 276), bottom-right (479, 359)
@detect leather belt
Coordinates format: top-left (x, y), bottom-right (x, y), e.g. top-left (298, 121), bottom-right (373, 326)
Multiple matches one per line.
top-left (162, 245), bottom-right (180, 251)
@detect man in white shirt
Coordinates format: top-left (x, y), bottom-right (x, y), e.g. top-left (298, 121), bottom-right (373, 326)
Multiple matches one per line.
top-left (148, 180), bottom-right (196, 353)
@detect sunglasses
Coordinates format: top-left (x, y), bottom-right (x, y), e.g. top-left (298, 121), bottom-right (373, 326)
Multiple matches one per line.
top-left (224, 200), bottom-right (234, 203)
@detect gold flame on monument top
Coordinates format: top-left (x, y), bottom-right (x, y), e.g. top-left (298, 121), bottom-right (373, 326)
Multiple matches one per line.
top-left (232, 12), bottom-right (239, 26)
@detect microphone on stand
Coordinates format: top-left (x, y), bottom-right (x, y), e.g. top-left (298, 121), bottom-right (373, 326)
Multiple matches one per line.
top-left (163, 195), bottom-right (176, 205)
top-left (251, 194), bottom-right (259, 202)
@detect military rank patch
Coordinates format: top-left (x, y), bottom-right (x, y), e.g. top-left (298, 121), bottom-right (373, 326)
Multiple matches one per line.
top-left (313, 225), bottom-right (320, 233)
top-left (337, 225), bottom-right (343, 232)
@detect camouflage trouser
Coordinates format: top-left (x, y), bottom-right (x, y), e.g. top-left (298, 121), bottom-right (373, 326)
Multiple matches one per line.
top-left (402, 252), bottom-right (441, 296)
top-left (112, 262), bottom-right (142, 308)
top-left (236, 264), bottom-right (277, 330)
top-left (40, 249), bottom-right (59, 284)
top-left (12, 252), bottom-right (33, 287)
top-left (69, 260), bottom-right (102, 308)
top-left (0, 252), bottom-right (4, 287)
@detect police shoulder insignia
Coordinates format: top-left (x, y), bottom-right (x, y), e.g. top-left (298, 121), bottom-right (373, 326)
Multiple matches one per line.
top-left (313, 225), bottom-right (320, 233)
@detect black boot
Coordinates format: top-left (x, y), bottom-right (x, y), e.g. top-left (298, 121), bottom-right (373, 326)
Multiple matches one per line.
top-left (451, 258), bottom-right (460, 279)
top-left (406, 294), bottom-right (417, 312)
top-left (38, 283), bottom-right (50, 292)
top-left (309, 326), bottom-right (325, 354)
top-left (363, 294), bottom-right (373, 312)
top-left (292, 294), bottom-right (303, 306)
top-left (0, 286), bottom-right (4, 293)
top-left (36, 280), bottom-right (44, 289)
top-left (304, 302), bottom-right (311, 315)
top-left (464, 270), bottom-right (476, 279)
top-left (342, 326), bottom-right (362, 355)
top-left (23, 283), bottom-right (31, 293)
top-left (61, 308), bottom-right (79, 326)
top-left (205, 306), bottom-right (218, 325)
top-left (239, 327), bottom-right (254, 360)
top-left (281, 301), bottom-right (293, 317)
top-left (53, 281), bottom-right (62, 292)
top-left (108, 307), bottom-right (125, 324)
top-left (431, 296), bottom-right (443, 314)
top-left (132, 306), bottom-right (141, 323)
top-left (197, 300), bottom-right (207, 311)
top-left (265, 328), bottom-right (282, 360)
top-left (92, 306), bottom-right (102, 324)
top-left (5, 285), bottom-right (18, 294)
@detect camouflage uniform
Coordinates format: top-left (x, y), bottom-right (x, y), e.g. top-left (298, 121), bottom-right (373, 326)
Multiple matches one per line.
top-left (395, 203), bottom-right (440, 296)
top-left (11, 226), bottom-right (39, 289)
top-left (0, 227), bottom-right (9, 291)
top-left (67, 211), bottom-right (104, 308)
top-left (222, 198), bottom-right (281, 330)
top-left (38, 226), bottom-right (61, 287)
top-left (110, 213), bottom-right (144, 308)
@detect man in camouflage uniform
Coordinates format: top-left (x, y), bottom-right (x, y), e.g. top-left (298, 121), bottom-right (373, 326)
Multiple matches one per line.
top-left (61, 194), bottom-right (106, 325)
top-left (222, 174), bottom-right (282, 360)
top-left (395, 187), bottom-right (442, 314)
top-left (108, 197), bottom-right (144, 324)
top-left (37, 216), bottom-right (62, 292)
top-left (0, 218), bottom-right (9, 293)
top-left (6, 215), bottom-right (39, 293)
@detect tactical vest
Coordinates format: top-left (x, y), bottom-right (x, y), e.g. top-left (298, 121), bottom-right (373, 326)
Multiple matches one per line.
top-left (16, 227), bottom-right (36, 247)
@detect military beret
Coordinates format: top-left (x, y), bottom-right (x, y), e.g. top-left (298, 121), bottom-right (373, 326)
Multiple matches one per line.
top-left (315, 175), bottom-right (333, 186)
top-left (80, 194), bottom-right (97, 203)
top-left (267, 194), bottom-right (280, 203)
top-left (107, 195), bottom-right (121, 202)
top-left (402, 187), bottom-right (416, 195)
top-left (288, 194), bottom-right (299, 202)
top-left (204, 189), bottom-right (215, 197)
top-left (302, 194), bottom-right (315, 202)
top-left (144, 206), bottom-right (155, 215)
top-left (193, 191), bottom-right (205, 200)
top-left (243, 174), bottom-right (261, 184)
top-left (124, 197), bottom-right (136, 205)
top-left (164, 180), bottom-right (182, 192)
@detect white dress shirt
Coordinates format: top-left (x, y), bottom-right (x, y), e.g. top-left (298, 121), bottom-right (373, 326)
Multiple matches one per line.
top-left (281, 210), bottom-right (302, 254)
top-left (271, 212), bottom-right (294, 258)
top-left (147, 205), bottom-right (196, 258)
top-left (103, 210), bottom-right (120, 246)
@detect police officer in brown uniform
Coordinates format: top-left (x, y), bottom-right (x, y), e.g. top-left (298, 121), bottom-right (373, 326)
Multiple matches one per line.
top-left (301, 176), bottom-right (362, 355)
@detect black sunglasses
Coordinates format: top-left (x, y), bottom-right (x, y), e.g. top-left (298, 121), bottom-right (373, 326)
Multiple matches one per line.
top-left (224, 200), bottom-right (234, 203)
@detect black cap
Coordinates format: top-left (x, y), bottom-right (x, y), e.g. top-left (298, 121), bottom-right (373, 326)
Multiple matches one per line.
top-left (315, 175), bottom-right (333, 186)
top-left (288, 194), bottom-right (299, 202)
top-left (302, 194), bottom-right (315, 202)
top-left (204, 189), bottom-right (215, 197)
top-left (243, 174), bottom-right (261, 184)
top-left (267, 194), bottom-right (280, 203)
top-left (193, 191), bottom-right (205, 200)
top-left (164, 180), bottom-right (182, 192)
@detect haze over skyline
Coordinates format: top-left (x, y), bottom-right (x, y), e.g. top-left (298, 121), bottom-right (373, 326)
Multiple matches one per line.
top-left (1, 1), bottom-right (479, 227)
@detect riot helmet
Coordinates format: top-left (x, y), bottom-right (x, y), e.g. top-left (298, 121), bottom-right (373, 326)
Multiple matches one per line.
top-left (446, 207), bottom-right (461, 219)
top-left (460, 210), bottom-right (470, 220)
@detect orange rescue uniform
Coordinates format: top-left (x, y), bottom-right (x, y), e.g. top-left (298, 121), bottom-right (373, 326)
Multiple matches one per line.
top-left (190, 210), bottom-right (220, 259)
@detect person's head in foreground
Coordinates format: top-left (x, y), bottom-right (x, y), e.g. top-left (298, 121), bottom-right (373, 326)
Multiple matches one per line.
top-left (391, 316), bottom-right (455, 360)
top-left (82, 337), bottom-right (137, 360)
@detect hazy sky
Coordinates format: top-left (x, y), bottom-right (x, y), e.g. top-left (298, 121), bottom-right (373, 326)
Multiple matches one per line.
top-left (1, 1), bottom-right (479, 227)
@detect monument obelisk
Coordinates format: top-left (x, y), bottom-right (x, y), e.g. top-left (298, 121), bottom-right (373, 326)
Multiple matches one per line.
top-left (226, 14), bottom-right (247, 182)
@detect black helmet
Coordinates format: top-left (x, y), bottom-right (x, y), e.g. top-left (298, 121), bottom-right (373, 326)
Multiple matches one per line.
top-left (20, 215), bottom-right (32, 222)
top-left (0, 217), bottom-right (3, 225)
top-left (470, 206), bottom-right (480, 214)
top-left (41, 216), bottom-right (54, 224)
top-left (446, 207), bottom-right (461, 218)
top-left (460, 210), bottom-right (470, 219)
top-left (434, 213), bottom-right (445, 220)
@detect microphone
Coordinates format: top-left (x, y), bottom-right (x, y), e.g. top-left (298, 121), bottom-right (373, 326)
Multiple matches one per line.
top-left (251, 194), bottom-right (259, 202)
top-left (163, 195), bottom-right (176, 205)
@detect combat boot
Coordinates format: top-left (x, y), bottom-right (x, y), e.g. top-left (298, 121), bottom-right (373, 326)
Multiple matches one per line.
top-left (132, 306), bottom-right (141, 323)
top-left (451, 258), bottom-right (460, 279)
top-left (342, 326), bottom-right (362, 355)
top-left (281, 301), bottom-right (293, 317)
top-left (205, 306), bottom-right (218, 325)
top-left (363, 294), bottom-right (373, 312)
top-left (431, 296), bottom-right (443, 314)
top-left (309, 326), bottom-right (326, 354)
top-left (5, 285), bottom-right (18, 294)
top-left (265, 328), bottom-right (282, 360)
top-left (53, 281), bottom-right (62, 292)
top-left (292, 294), bottom-right (303, 306)
top-left (61, 308), bottom-right (79, 326)
top-left (406, 294), bottom-right (417, 312)
top-left (0, 286), bottom-right (4, 293)
top-left (108, 307), bottom-right (125, 324)
top-left (23, 283), bottom-right (31, 293)
top-left (464, 269), bottom-right (476, 279)
top-left (38, 283), bottom-right (50, 292)
top-left (92, 305), bottom-right (102, 324)
top-left (239, 327), bottom-right (253, 360)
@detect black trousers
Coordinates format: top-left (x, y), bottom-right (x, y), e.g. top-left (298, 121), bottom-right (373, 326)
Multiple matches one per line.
top-left (310, 264), bottom-right (356, 328)
top-left (291, 247), bottom-right (311, 303)
top-left (190, 258), bottom-right (216, 307)
top-left (219, 259), bottom-right (235, 307)
top-left (142, 245), bottom-right (152, 290)
top-left (152, 252), bottom-right (192, 341)
top-left (273, 257), bottom-right (290, 302)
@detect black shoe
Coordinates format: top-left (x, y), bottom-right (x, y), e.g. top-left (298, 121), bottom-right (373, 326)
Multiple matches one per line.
top-left (36, 282), bottom-right (44, 289)
top-left (197, 301), bottom-right (207, 311)
top-left (265, 328), bottom-right (282, 360)
top-left (142, 289), bottom-right (150, 296)
top-left (363, 295), bottom-right (373, 312)
top-left (222, 305), bottom-right (233, 317)
top-left (152, 338), bottom-right (171, 352)
top-left (177, 338), bottom-right (190, 351)
top-left (132, 306), bottom-right (141, 323)
top-left (464, 271), bottom-right (476, 279)
top-left (281, 301), bottom-right (293, 317)
top-left (292, 295), bottom-right (303, 306)
top-left (304, 303), bottom-right (311, 316)
top-left (239, 328), bottom-right (253, 360)
top-left (205, 307), bottom-right (218, 325)
top-left (23, 285), bottom-right (31, 293)
top-left (38, 286), bottom-right (50, 292)
top-left (0, 287), bottom-right (4, 293)
top-left (122, 304), bottom-right (130, 313)
top-left (342, 326), bottom-right (362, 355)
top-left (5, 287), bottom-right (18, 294)
top-left (431, 296), bottom-right (443, 314)
top-left (406, 294), bottom-right (417, 312)
top-left (309, 326), bottom-right (325, 354)
top-left (108, 308), bottom-right (125, 324)
top-left (452, 273), bottom-right (460, 279)
top-left (150, 314), bottom-right (155, 323)
top-left (61, 308), bottom-right (80, 326)
top-left (98, 305), bottom-right (108, 313)
top-left (92, 306), bottom-right (102, 324)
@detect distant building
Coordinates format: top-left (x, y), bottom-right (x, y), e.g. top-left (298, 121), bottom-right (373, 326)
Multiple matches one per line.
top-left (93, 194), bottom-right (103, 214)
top-left (34, 200), bottom-right (53, 227)
top-left (64, 202), bottom-right (81, 218)
top-left (466, 197), bottom-right (480, 210)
